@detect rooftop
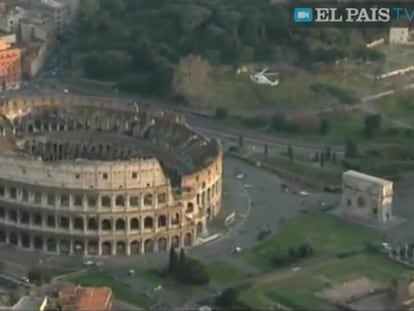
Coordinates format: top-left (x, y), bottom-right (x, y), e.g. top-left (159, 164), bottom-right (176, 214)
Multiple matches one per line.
top-left (58, 285), bottom-right (112, 311)
top-left (343, 170), bottom-right (393, 186)
top-left (11, 296), bottom-right (48, 311)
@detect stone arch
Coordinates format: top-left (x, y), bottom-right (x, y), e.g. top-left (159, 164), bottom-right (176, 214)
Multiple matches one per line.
top-left (130, 218), bottom-right (139, 230)
top-left (115, 218), bottom-right (125, 231)
top-left (207, 208), bottom-right (212, 220)
top-left (116, 241), bottom-right (126, 255)
top-left (21, 233), bottom-right (30, 248)
top-left (0, 206), bottom-right (4, 218)
top-left (115, 195), bottom-right (125, 207)
top-left (184, 232), bottom-right (192, 247)
top-left (144, 194), bottom-right (153, 206)
top-left (28, 124), bottom-right (34, 133)
top-left (88, 241), bottom-right (98, 255)
top-left (60, 239), bottom-right (70, 255)
top-left (196, 222), bottom-right (203, 236)
top-left (73, 217), bottom-right (84, 230)
top-left (101, 196), bottom-right (111, 208)
top-left (73, 240), bottom-right (84, 255)
top-left (158, 237), bottom-right (167, 251)
top-left (46, 238), bottom-right (57, 252)
top-left (33, 236), bottom-right (43, 250)
top-left (9, 232), bottom-right (18, 245)
top-left (144, 216), bottom-right (153, 229)
top-left (130, 240), bottom-right (140, 254)
top-left (0, 230), bottom-right (5, 242)
top-left (186, 202), bottom-right (194, 213)
top-left (171, 235), bottom-right (180, 248)
top-left (172, 212), bottom-right (180, 225)
top-left (158, 215), bottom-right (167, 227)
top-left (87, 218), bottom-right (98, 231)
top-left (101, 219), bottom-right (111, 231)
top-left (101, 241), bottom-right (111, 255)
top-left (144, 239), bottom-right (154, 253)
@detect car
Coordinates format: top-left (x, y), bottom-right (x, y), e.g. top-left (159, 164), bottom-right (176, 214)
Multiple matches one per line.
top-left (128, 269), bottom-right (135, 276)
top-left (236, 173), bottom-right (245, 180)
top-left (292, 267), bottom-right (301, 272)
top-left (153, 285), bottom-right (162, 291)
top-left (20, 276), bottom-right (29, 283)
top-left (232, 246), bottom-right (242, 253)
top-left (299, 191), bottom-right (309, 196)
top-left (243, 184), bottom-right (252, 189)
top-left (83, 260), bottom-right (95, 267)
top-left (63, 89), bottom-right (69, 93)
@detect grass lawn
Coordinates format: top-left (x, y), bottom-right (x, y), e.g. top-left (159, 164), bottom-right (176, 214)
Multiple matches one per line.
top-left (376, 90), bottom-right (414, 126)
top-left (206, 261), bottom-right (246, 285)
top-left (244, 253), bottom-right (410, 310)
top-left (241, 213), bottom-right (380, 270)
top-left (132, 269), bottom-right (163, 285)
top-left (70, 272), bottom-right (154, 308)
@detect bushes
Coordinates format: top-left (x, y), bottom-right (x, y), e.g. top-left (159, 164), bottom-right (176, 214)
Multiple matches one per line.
top-left (27, 268), bottom-right (53, 285)
top-left (167, 246), bottom-right (209, 286)
top-left (271, 242), bottom-right (314, 268)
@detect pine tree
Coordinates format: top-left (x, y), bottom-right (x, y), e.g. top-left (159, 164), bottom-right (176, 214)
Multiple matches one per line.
top-left (168, 246), bottom-right (178, 273)
top-left (287, 145), bottom-right (293, 161)
top-left (179, 248), bottom-right (186, 265)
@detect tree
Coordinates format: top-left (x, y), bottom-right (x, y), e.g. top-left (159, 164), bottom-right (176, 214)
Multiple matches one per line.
top-left (27, 268), bottom-right (53, 286)
top-left (215, 287), bottom-right (240, 308)
top-left (264, 143), bottom-right (268, 155)
top-left (364, 114), bottom-right (382, 137)
top-left (287, 145), bottom-right (294, 161)
top-left (179, 248), bottom-right (186, 266)
top-left (320, 152), bottom-right (325, 167)
top-left (288, 247), bottom-right (297, 259)
top-left (324, 147), bottom-right (331, 161)
top-left (314, 151), bottom-right (319, 162)
top-left (298, 243), bottom-right (313, 258)
top-left (319, 119), bottom-right (330, 135)
top-left (168, 246), bottom-right (178, 273)
top-left (214, 107), bottom-right (228, 119)
top-left (238, 135), bottom-right (244, 148)
top-left (172, 54), bottom-right (212, 107)
top-left (174, 258), bottom-right (209, 285)
top-left (331, 151), bottom-right (337, 164)
top-left (345, 140), bottom-right (358, 158)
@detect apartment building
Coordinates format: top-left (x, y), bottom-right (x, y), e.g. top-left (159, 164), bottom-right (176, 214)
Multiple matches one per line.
top-left (0, 39), bottom-right (21, 90)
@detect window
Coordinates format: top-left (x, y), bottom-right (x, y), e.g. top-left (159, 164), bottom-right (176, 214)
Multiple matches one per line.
top-left (60, 194), bottom-right (69, 207)
top-left (132, 172), bottom-right (137, 179)
top-left (9, 187), bottom-right (16, 199)
top-left (74, 195), bottom-right (83, 207)
top-left (47, 194), bottom-right (55, 206)
top-left (103, 173), bottom-right (108, 180)
top-left (75, 174), bottom-right (80, 179)
top-left (0, 185), bottom-right (5, 196)
top-left (33, 192), bottom-right (42, 204)
top-left (88, 196), bottom-right (97, 207)
top-left (22, 189), bottom-right (29, 202)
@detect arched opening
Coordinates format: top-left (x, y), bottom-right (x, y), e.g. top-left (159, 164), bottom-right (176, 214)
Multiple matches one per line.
top-left (130, 241), bottom-right (140, 254)
top-left (196, 222), bottom-right (203, 236)
top-left (171, 235), bottom-right (180, 248)
top-left (207, 208), bottom-right (211, 220)
top-left (0, 207), bottom-right (4, 218)
top-left (115, 219), bottom-right (125, 231)
top-left (357, 196), bottom-right (366, 208)
top-left (158, 237), bottom-right (167, 251)
top-left (184, 233), bottom-right (192, 247)
top-left (115, 195), bottom-right (125, 207)
top-left (10, 232), bottom-right (17, 245)
top-left (0, 230), bottom-right (5, 243)
top-left (28, 124), bottom-right (34, 133)
top-left (144, 194), bottom-right (153, 206)
top-left (74, 217), bottom-right (84, 230)
top-left (46, 238), bottom-right (57, 252)
top-left (88, 241), bottom-right (98, 255)
top-left (73, 240), bottom-right (84, 255)
top-left (186, 202), bottom-right (194, 213)
top-left (171, 213), bottom-right (180, 225)
top-left (116, 241), bottom-right (126, 255)
top-left (60, 240), bottom-right (70, 255)
top-left (101, 219), bottom-right (111, 231)
top-left (101, 196), bottom-right (111, 208)
top-left (144, 217), bottom-right (153, 229)
top-left (144, 239), bottom-right (153, 253)
top-left (33, 236), bottom-right (43, 250)
top-left (158, 215), bottom-right (167, 227)
top-left (101, 241), bottom-right (111, 255)
top-left (21, 233), bottom-right (30, 248)
top-left (130, 218), bottom-right (139, 230)
top-left (87, 218), bottom-right (98, 231)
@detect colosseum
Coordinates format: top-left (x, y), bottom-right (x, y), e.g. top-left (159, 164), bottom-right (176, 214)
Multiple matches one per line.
top-left (0, 94), bottom-right (222, 256)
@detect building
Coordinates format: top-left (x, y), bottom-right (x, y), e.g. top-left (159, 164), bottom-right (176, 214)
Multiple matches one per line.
top-left (0, 39), bottom-right (21, 90)
top-left (0, 31), bottom-right (15, 44)
top-left (40, 0), bottom-right (79, 33)
top-left (20, 40), bottom-right (48, 78)
top-left (341, 170), bottom-right (393, 224)
top-left (391, 277), bottom-right (414, 310)
top-left (389, 27), bottom-right (410, 44)
top-left (0, 94), bottom-right (223, 256)
top-left (0, 296), bottom-right (49, 311)
top-left (57, 285), bottom-right (113, 311)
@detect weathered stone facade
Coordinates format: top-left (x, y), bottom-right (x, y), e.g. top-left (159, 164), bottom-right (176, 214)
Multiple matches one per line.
top-left (341, 170), bottom-right (393, 224)
top-left (0, 94), bottom-right (222, 256)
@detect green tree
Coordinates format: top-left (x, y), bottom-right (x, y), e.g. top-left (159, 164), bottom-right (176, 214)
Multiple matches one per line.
top-left (238, 135), bottom-right (244, 148)
top-left (345, 140), bottom-right (358, 158)
top-left (364, 114), bottom-right (382, 137)
top-left (174, 258), bottom-right (209, 285)
top-left (168, 246), bottom-right (178, 273)
top-left (214, 107), bottom-right (228, 119)
top-left (288, 247), bottom-right (297, 259)
top-left (319, 119), bottom-right (330, 135)
top-left (287, 145), bottom-right (294, 161)
top-left (215, 287), bottom-right (240, 308)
